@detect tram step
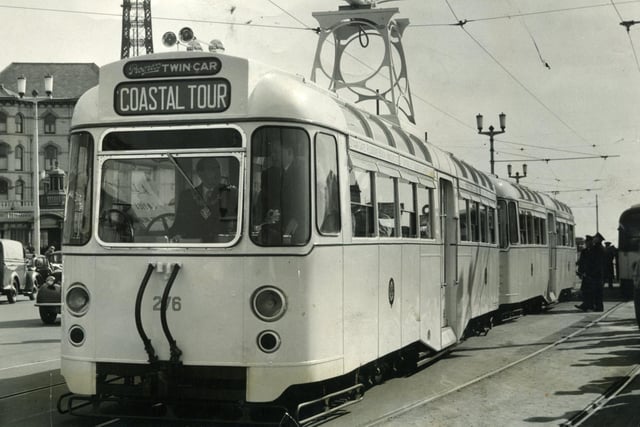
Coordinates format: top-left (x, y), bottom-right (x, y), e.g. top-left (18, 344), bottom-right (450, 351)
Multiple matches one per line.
top-left (296, 383), bottom-right (364, 425)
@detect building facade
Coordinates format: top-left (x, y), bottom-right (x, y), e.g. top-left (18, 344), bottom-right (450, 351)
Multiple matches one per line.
top-left (0, 62), bottom-right (99, 253)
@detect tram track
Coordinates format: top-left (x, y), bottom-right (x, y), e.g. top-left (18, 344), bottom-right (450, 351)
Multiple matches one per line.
top-left (0, 380), bottom-right (66, 401)
top-left (561, 363), bottom-right (640, 426)
top-left (363, 302), bottom-right (630, 427)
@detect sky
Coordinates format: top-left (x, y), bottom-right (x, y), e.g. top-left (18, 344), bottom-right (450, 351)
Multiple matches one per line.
top-left (1, 0), bottom-right (640, 244)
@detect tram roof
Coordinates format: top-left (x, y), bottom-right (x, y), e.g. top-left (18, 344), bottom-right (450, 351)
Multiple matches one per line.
top-left (72, 51), bottom-right (437, 168)
top-left (491, 176), bottom-right (572, 218)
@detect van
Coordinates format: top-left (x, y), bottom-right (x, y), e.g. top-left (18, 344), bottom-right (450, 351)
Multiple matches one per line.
top-left (0, 239), bottom-right (33, 303)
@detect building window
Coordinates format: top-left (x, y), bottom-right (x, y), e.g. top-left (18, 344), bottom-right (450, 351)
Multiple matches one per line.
top-left (15, 178), bottom-right (24, 201)
top-left (44, 113), bottom-right (56, 134)
top-left (0, 179), bottom-right (8, 201)
top-left (15, 114), bottom-right (24, 133)
top-left (44, 145), bottom-right (58, 170)
top-left (15, 145), bottom-right (23, 171)
top-left (0, 143), bottom-right (9, 170)
top-left (0, 112), bottom-right (7, 133)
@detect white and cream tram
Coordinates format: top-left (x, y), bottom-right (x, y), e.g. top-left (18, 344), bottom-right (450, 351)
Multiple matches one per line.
top-left (58, 49), bottom-right (476, 419)
top-left (492, 178), bottom-right (576, 313)
top-left (618, 204), bottom-right (640, 326)
top-left (57, 16), bottom-right (581, 425)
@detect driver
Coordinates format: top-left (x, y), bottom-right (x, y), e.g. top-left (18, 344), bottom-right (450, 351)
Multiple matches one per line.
top-left (169, 158), bottom-right (236, 242)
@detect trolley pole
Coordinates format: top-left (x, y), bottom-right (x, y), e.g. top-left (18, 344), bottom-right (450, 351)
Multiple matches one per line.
top-left (476, 113), bottom-right (506, 175)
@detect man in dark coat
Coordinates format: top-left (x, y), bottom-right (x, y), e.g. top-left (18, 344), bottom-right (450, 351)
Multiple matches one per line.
top-left (255, 141), bottom-right (308, 245)
top-left (576, 233), bottom-right (606, 312)
top-left (170, 158), bottom-right (235, 242)
top-left (590, 232), bottom-right (606, 311)
top-left (604, 241), bottom-right (617, 288)
top-left (576, 235), bottom-right (594, 311)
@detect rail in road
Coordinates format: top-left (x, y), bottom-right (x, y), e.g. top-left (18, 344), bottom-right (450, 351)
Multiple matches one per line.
top-left (2, 287), bottom-right (639, 426)
top-left (327, 288), bottom-right (640, 427)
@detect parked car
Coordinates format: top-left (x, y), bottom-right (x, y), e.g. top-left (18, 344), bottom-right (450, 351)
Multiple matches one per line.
top-left (34, 251), bottom-right (63, 324)
top-left (0, 239), bottom-right (35, 303)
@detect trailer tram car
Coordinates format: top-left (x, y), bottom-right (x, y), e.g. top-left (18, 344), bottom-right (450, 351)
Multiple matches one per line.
top-left (57, 38), bottom-right (577, 427)
top-left (492, 178), bottom-right (576, 315)
top-left (618, 204), bottom-right (640, 327)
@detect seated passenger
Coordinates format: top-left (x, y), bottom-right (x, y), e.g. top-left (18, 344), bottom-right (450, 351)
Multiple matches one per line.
top-left (170, 157), bottom-right (237, 242)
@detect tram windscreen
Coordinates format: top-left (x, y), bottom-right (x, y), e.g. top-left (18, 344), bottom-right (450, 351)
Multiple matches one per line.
top-left (619, 210), bottom-right (640, 251)
top-left (98, 155), bottom-right (240, 244)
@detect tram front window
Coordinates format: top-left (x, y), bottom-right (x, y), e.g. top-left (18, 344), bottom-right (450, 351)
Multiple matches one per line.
top-left (620, 211), bottom-right (640, 251)
top-left (250, 126), bottom-right (310, 246)
top-left (98, 155), bottom-right (240, 244)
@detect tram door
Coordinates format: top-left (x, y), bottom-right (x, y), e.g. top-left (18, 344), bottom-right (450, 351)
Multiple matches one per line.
top-left (547, 213), bottom-right (558, 300)
top-left (439, 178), bottom-right (458, 341)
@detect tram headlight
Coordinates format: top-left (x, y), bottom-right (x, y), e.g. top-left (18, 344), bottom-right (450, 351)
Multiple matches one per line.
top-left (251, 286), bottom-right (287, 322)
top-left (66, 283), bottom-right (90, 317)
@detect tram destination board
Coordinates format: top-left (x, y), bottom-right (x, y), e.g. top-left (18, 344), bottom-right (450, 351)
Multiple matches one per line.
top-left (114, 78), bottom-right (231, 115)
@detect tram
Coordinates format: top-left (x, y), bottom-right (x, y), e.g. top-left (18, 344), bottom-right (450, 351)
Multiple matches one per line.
top-left (57, 5), bottom-right (577, 423)
top-left (492, 178), bottom-right (575, 314)
top-left (617, 204), bottom-right (640, 327)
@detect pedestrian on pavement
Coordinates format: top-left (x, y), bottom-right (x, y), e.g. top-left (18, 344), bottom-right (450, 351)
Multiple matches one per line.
top-left (603, 241), bottom-right (617, 288)
top-left (590, 232), bottom-right (606, 311)
top-left (576, 235), bottom-right (594, 311)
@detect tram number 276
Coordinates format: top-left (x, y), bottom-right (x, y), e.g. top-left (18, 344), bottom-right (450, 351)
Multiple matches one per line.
top-left (152, 296), bottom-right (182, 311)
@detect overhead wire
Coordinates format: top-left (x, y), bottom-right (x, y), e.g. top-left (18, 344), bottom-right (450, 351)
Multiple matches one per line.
top-left (611, 0), bottom-right (640, 73)
top-left (411, 0), bottom-right (640, 27)
top-left (449, 21), bottom-right (592, 149)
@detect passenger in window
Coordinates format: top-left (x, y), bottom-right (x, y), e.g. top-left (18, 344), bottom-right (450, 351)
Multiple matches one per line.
top-left (170, 158), bottom-right (236, 242)
top-left (256, 140), bottom-right (307, 244)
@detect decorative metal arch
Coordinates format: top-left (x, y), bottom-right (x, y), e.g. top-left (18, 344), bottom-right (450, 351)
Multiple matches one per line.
top-left (311, 6), bottom-right (415, 124)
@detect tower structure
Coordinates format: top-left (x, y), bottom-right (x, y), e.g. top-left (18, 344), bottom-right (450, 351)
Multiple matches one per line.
top-left (311, 3), bottom-right (415, 124)
top-left (121, 0), bottom-right (154, 59)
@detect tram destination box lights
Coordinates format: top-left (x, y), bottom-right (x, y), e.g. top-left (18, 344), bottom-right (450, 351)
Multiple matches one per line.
top-left (114, 57), bottom-right (232, 115)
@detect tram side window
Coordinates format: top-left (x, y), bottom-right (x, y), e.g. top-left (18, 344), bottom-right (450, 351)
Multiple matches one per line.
top-left (418, 185), bottom-right (433, 239)
top-left (63, 132), bottom-right (94, 246)
top-left (488, 206), bottom-right (496, 244)
top-left (508, 202), bottom-right (519, 244)
top-left (533, 216), bottom-right (541, 244)
top-left (315, 133), bottom-right (340, 235)
top-left (350, 168), bottom-right (375, 237)
top-left (568, 224), bottom-right (574, 246)
top-left (498, 201), bottom-right (508, 248)
top-left (250, 126), bottom-right (310, 246)
top-left (398, 179), bottom-right (417, 238)
top-left (480, 204), bottom-right (488, 243)
top-left (540, 217), bottom-right (547, 245)
top-left (459, 198), bottom-right (469, 241)
top-left (519, 211), bottom-right (528, 243)
top-left (377, 174), bottom-right (398, 237)
top-left (470, 201), bottom-right (480, 242)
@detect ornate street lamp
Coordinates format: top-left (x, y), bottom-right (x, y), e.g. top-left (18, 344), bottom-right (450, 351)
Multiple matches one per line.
top-left (507, 163), bottom-right (528, 183)
top-left (15, 74), bottom-right (53, 255)
top-left (476, 112), bottom-right (506, 175)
